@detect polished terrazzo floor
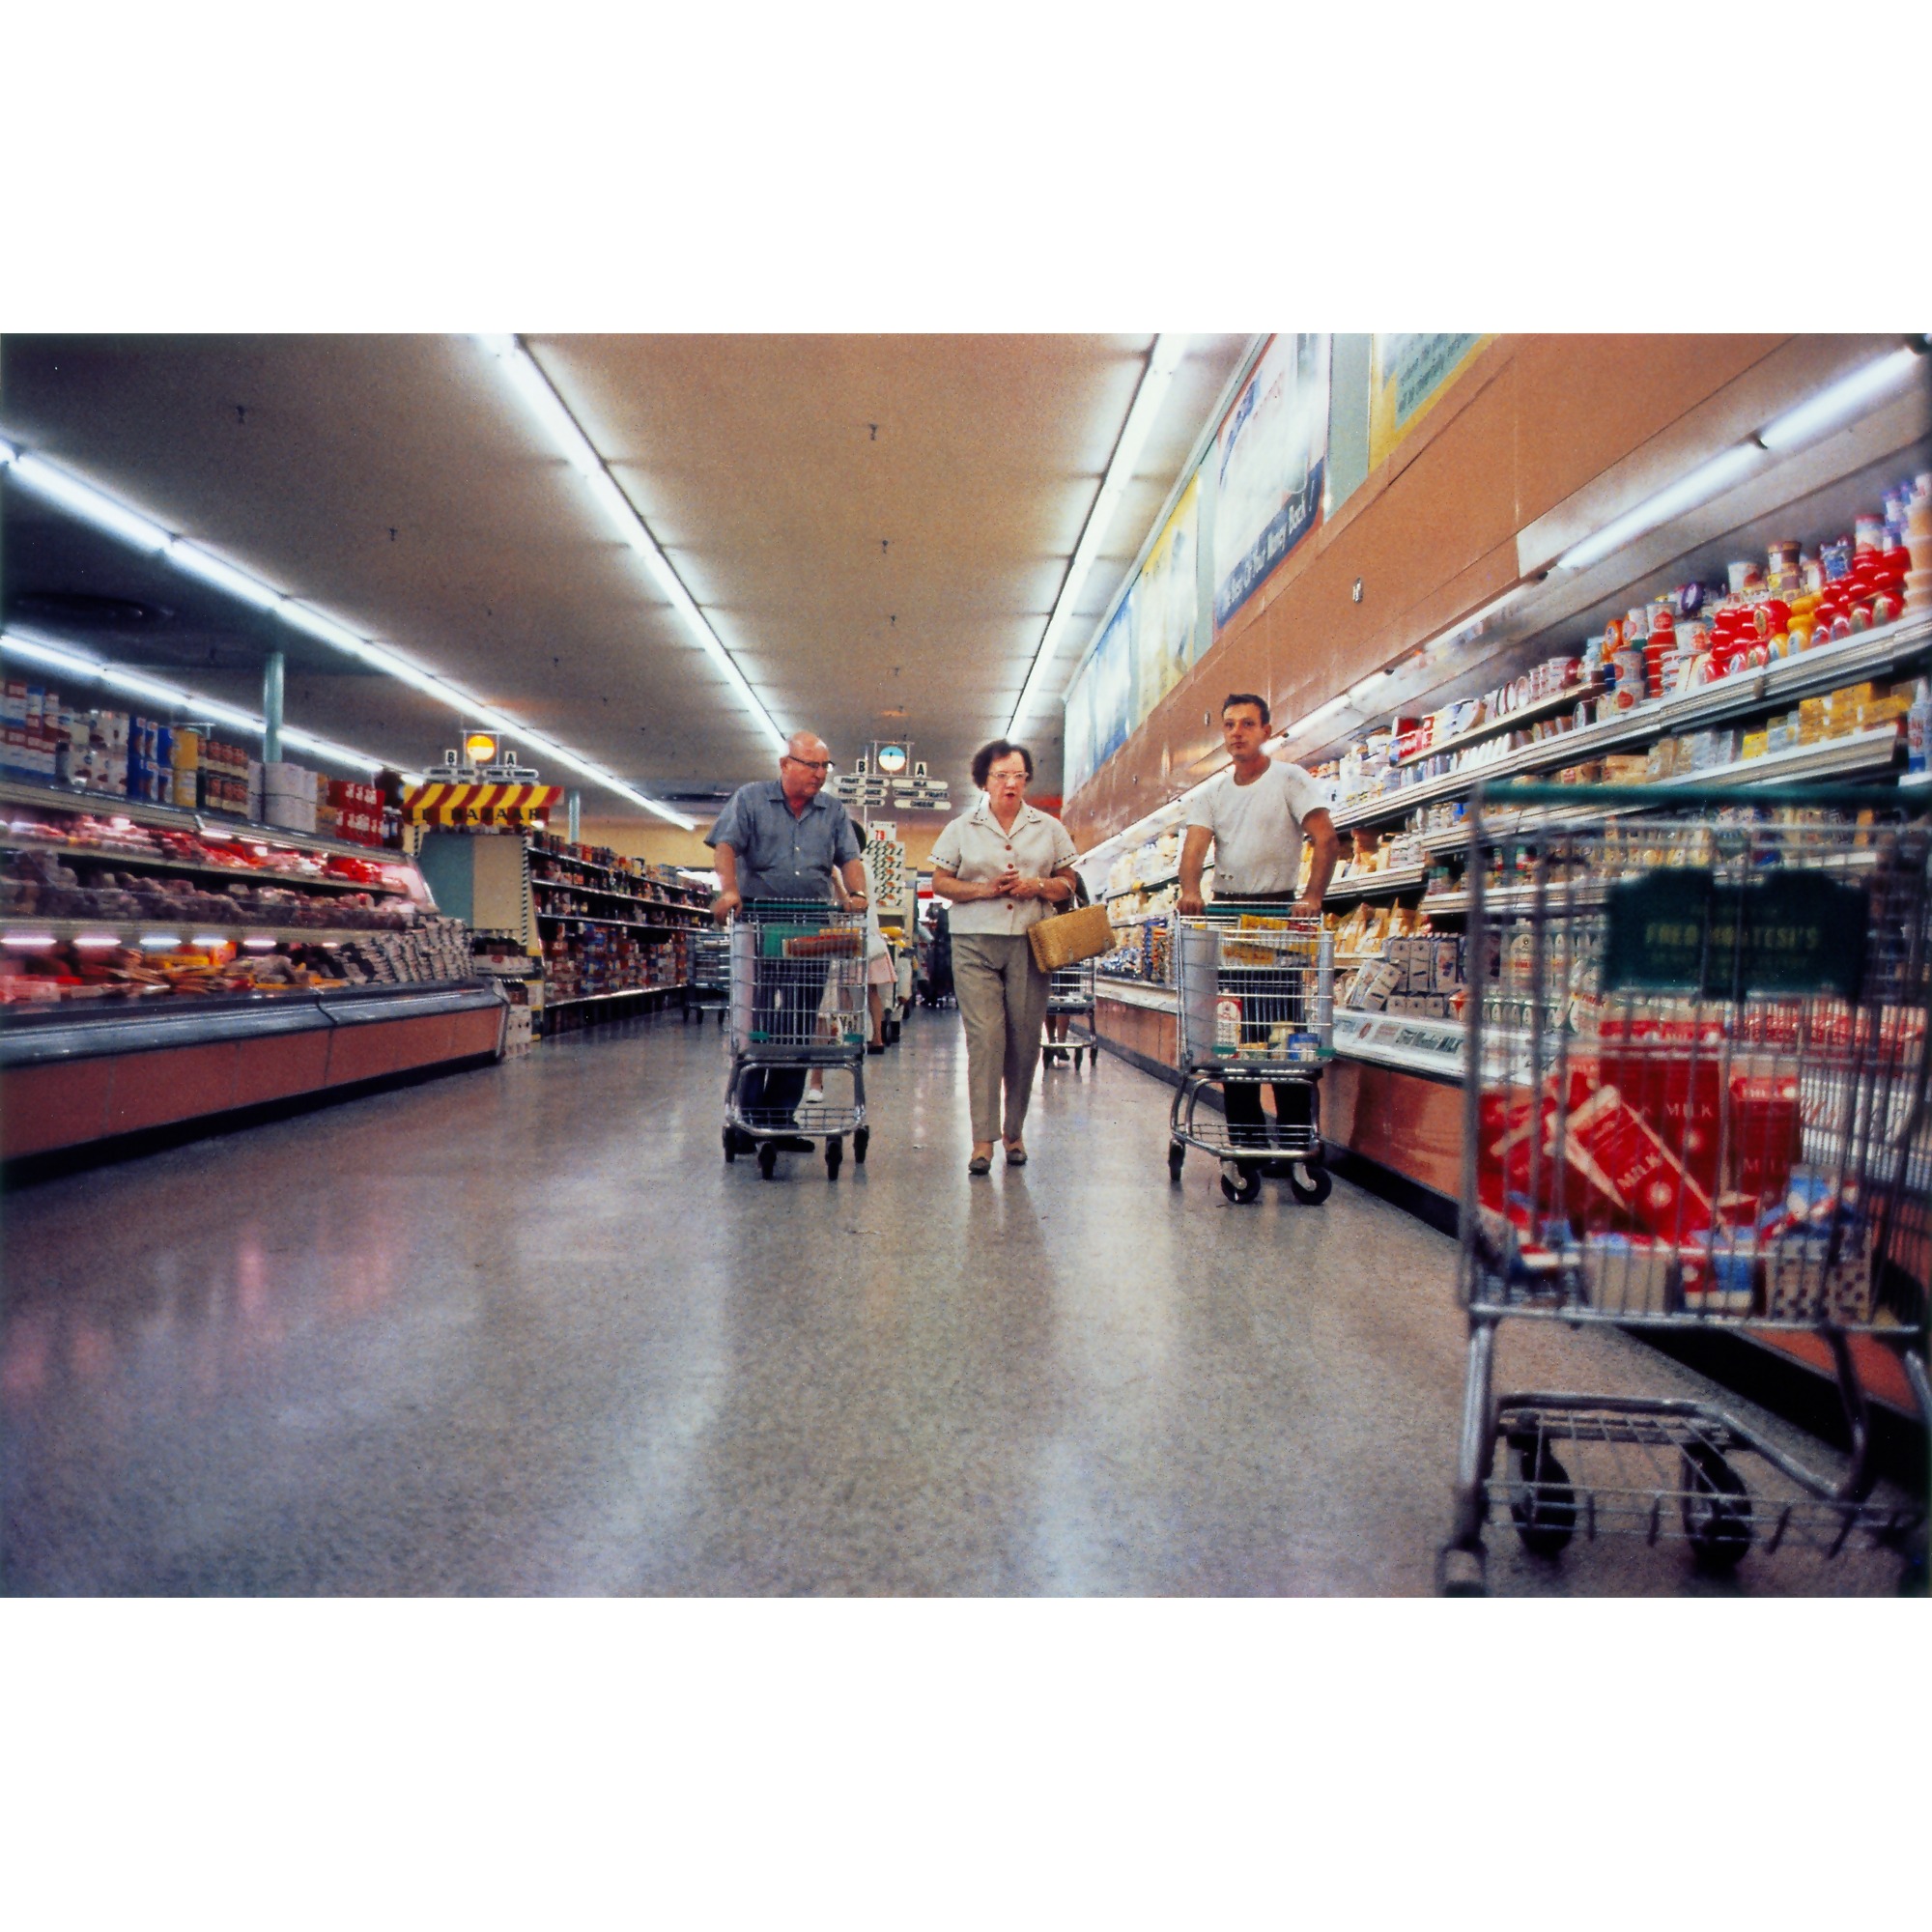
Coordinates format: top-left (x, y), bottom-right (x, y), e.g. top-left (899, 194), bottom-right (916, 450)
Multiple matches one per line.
top-left (0, 1007), bottom-right (1915, 1595)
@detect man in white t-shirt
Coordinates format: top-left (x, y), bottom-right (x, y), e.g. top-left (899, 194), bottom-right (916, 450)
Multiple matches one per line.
top-left (1177, 692), bottom-right (1340, 1151)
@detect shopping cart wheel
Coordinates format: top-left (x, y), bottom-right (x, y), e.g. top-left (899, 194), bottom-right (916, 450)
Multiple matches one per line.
top-left (825, 1137), bottom-right (843, 1179)
top-left (853, 1126), bottom-right (869, 1165)
top-left (1437, 1544), bottom-right (1487, 1596)
top-left (1168, 1141), bottom-right (1185, 1182)
top-left (1219, 1162), bottom-right (1262, 1205)
top-left (1286, 1161), bottom-right (1332, 1206)
top-left (757, 1143), bottom-right (779, 1180)
top-left (1680, 1441), bottom-right (1753, 1569)
top-left (1507, 1436), bottom-right (1577, 1556)
top-left (723, 1126), bottom-right (738, 1163)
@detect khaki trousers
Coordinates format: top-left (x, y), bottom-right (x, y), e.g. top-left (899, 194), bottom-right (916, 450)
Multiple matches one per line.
top-left (952, 932), bottom-right (1051, 1143)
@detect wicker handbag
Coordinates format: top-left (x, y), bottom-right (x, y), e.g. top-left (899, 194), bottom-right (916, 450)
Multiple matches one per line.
top-left (1028, 898), bottom-right (1113, 972)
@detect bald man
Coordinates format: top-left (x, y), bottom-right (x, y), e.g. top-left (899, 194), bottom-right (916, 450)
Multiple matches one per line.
top-left (706, 732), bottom-right (868, 1143)
top-left (706, 732), bottom-right (868, 922)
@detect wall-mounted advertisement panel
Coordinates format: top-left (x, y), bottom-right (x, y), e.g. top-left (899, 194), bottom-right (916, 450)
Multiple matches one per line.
top-left (1133, 469), bottom-right (1201, 724)
top-left (1090, 595), bottom-right (1135, 776)
top-left (1367, 332), bottom-right (1493, 469)
top-left (1063, 657), bottom-right (1094, 801)
top-left (1211, 332), bottom-right (1329, 639)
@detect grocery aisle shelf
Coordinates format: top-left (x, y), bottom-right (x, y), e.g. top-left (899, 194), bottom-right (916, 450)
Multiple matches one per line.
top-left (0, 917), bottom-right (421, 947)
top-left (0, 776), bottom-right (404, 867)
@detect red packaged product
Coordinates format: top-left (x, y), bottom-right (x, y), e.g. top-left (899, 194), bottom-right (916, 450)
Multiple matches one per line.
top-left (1562, 1085), bottom-right (1715, 1240)
top-left (1727, 1071), bottom-right (1801, 1204)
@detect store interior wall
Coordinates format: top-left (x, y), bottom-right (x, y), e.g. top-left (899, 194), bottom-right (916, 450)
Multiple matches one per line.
top-left (1063, 332), bottom-right (1892, 846)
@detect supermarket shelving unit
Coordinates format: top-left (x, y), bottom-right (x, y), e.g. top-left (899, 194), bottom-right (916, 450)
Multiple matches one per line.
top-left (1, 780), bottom-right (503, 1161)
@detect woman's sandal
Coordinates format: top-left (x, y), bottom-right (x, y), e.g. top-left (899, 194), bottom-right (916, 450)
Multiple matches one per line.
top-left (1004, 1140), bottom-right (1028, 1166)
top-left (968, 1148), bottom-right (993, 1176)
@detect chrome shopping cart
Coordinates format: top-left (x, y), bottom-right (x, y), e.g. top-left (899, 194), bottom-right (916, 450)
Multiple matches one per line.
top-left (724, 900), bottom-right (870, 1179)
top-left (685, 927), bottom-right (732, 1027)
top-left (1438, 781), bottom-right (1931, 1595)
top-left (1042, 959), bottom-right (1097, 1069)
top-left (1168, 908), bottom-right (1335, 1205)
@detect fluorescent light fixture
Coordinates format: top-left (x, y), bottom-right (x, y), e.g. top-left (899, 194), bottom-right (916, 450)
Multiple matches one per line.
top-left (1346, 669), bottom-right (1393, 707)
top-left (0, 437), bottom-right (16, 465)
top-left (474, 334), bottom-right (788, 759)
top-left (140, 934), bottom-right (183, 951)
top-left (2, 933), bottom-right (58, 949)
top-left (4, 431), bottom-right (693, 824)
top-left (189, 935), bottom-right (229, 949)
top-left (1758, 346), bottom-right (1924, 452)
top-left (242, 936), bottom-right (278, 950)
top-left (1555, 442), bottom-right (1765, 573)
top-left (1, 626), bottom-right (377, 772)
top-left (164, 540), bottom-right (285, 612)
top-left (1011, 333), bottom-right (1189, 737)
top-left (71, 933), bottom-right (124, 950)
top-left (10, 453), bottom-right (170, 554)
top-left (1268, 695), bottom-right (1354, 751)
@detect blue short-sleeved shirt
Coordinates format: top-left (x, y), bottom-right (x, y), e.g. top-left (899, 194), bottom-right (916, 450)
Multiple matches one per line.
top-left (705, 781), bottom-right (862, 902)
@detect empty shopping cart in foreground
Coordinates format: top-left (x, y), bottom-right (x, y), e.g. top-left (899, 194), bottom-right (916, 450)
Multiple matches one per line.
top-left (1438, 781), bottom-right (1931, 1595)
top-left (1168, 909), bottom-right (1334, 1205)
top-left (723, 900), bottom-right (869, 1179)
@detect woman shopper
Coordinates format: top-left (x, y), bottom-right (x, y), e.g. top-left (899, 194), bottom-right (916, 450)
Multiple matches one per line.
top-left (929, 740), bottom-right (1080, 1175)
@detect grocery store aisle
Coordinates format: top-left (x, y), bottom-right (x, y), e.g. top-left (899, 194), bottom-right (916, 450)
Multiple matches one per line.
top-left (0, 1009), bottom-right (1911, 1596)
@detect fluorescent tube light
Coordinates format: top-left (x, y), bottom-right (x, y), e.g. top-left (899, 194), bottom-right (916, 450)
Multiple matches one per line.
top-left (2, 933), bottom-right (58, 949)
top-left (1346, 669), bottom-right (1393, 706)
top-left (474, 334), bottom-right (789, 758)
top-left (164, 540), bottom-right (285, 612)
top-left (1555, 442), bottom-right (1765, 572)
top-left (3, 431), bottom-right (693, 823)
top-left (12, 453), bottom-right (170, 554)
top-left (71, 934), bottom-right (124, 950)
top-left (1, 627), bottom-right (376, 771)
top-left (1757, 346), bottom-right (1924, 451)
top-left (1011, 333), bottom-right (1189, 737)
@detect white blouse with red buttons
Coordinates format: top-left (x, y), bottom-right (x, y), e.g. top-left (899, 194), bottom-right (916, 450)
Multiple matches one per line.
top-left (928, 797), bottom-right (1080, 937)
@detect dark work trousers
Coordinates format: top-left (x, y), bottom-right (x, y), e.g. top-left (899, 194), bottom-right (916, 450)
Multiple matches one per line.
top-left (1213, 890), bottom-right (1314, 1144)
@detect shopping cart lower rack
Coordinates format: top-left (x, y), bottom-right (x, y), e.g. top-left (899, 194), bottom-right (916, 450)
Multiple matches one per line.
top-left (1438, 782), bottom-right (1931, 1595)
top-left (1167, 909), bottom-right (1334, 1205)
top-left (684, 927), bottom-right (732, 1027)
top-left (723, 900), bottom-right (870, 1179)
top-left (1042, 959), bottom-right (1097, 1069)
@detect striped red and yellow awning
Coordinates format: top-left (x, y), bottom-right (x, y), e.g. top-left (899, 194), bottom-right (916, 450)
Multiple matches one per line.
top-left (405, 783), bottom-right (562, 828)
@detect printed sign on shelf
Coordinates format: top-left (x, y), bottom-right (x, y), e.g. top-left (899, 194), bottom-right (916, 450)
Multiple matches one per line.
top-left (1212, 332), bottom-right (1329, 639)
top-left (1367, 333), bottom-right (1493, 469)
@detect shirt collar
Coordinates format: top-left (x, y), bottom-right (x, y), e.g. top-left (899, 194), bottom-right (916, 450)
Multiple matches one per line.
top-left (766, 781), bottom-right (829, 814)
top-left (972, 798), bottom-right (1039, 832)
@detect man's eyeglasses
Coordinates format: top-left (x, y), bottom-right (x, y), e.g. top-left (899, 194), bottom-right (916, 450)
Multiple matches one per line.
top-left (783, 756), bottom-right (835, 774)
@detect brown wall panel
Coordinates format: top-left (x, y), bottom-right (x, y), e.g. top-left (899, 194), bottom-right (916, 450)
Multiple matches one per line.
top-left (1330, 1062), bottom-right (1463, 1199)
top-left (323, 1015), bottom-right (457, 1086)
top-left (232, 1030), bottom-right (334, 1108)
top-left (103, 1042), bottom-right (240, 1136)
top-left (1, 1058), bottom-right (114, 1159)
top-left (447, 1005), bottom-right (507, 1059)
top-left (1511, 335), bottom-right (1780, 529)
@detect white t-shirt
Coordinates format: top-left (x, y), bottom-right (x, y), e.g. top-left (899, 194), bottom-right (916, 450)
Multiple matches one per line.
top-left (1185, 757), bottom-right (1329, 896)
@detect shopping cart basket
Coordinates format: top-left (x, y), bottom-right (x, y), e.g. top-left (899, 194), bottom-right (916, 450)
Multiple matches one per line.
top-left (1168, 908), bottom-right (1334, 1204)
top-left (684, 927), bottom-right (732, 1027)
top-left (724, 899), bottom-right (870, 1179)
top-left (1042, 959), bottom-right (1097, 1069)
top-left (1438, 781), bottom-right (1931, 1595)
